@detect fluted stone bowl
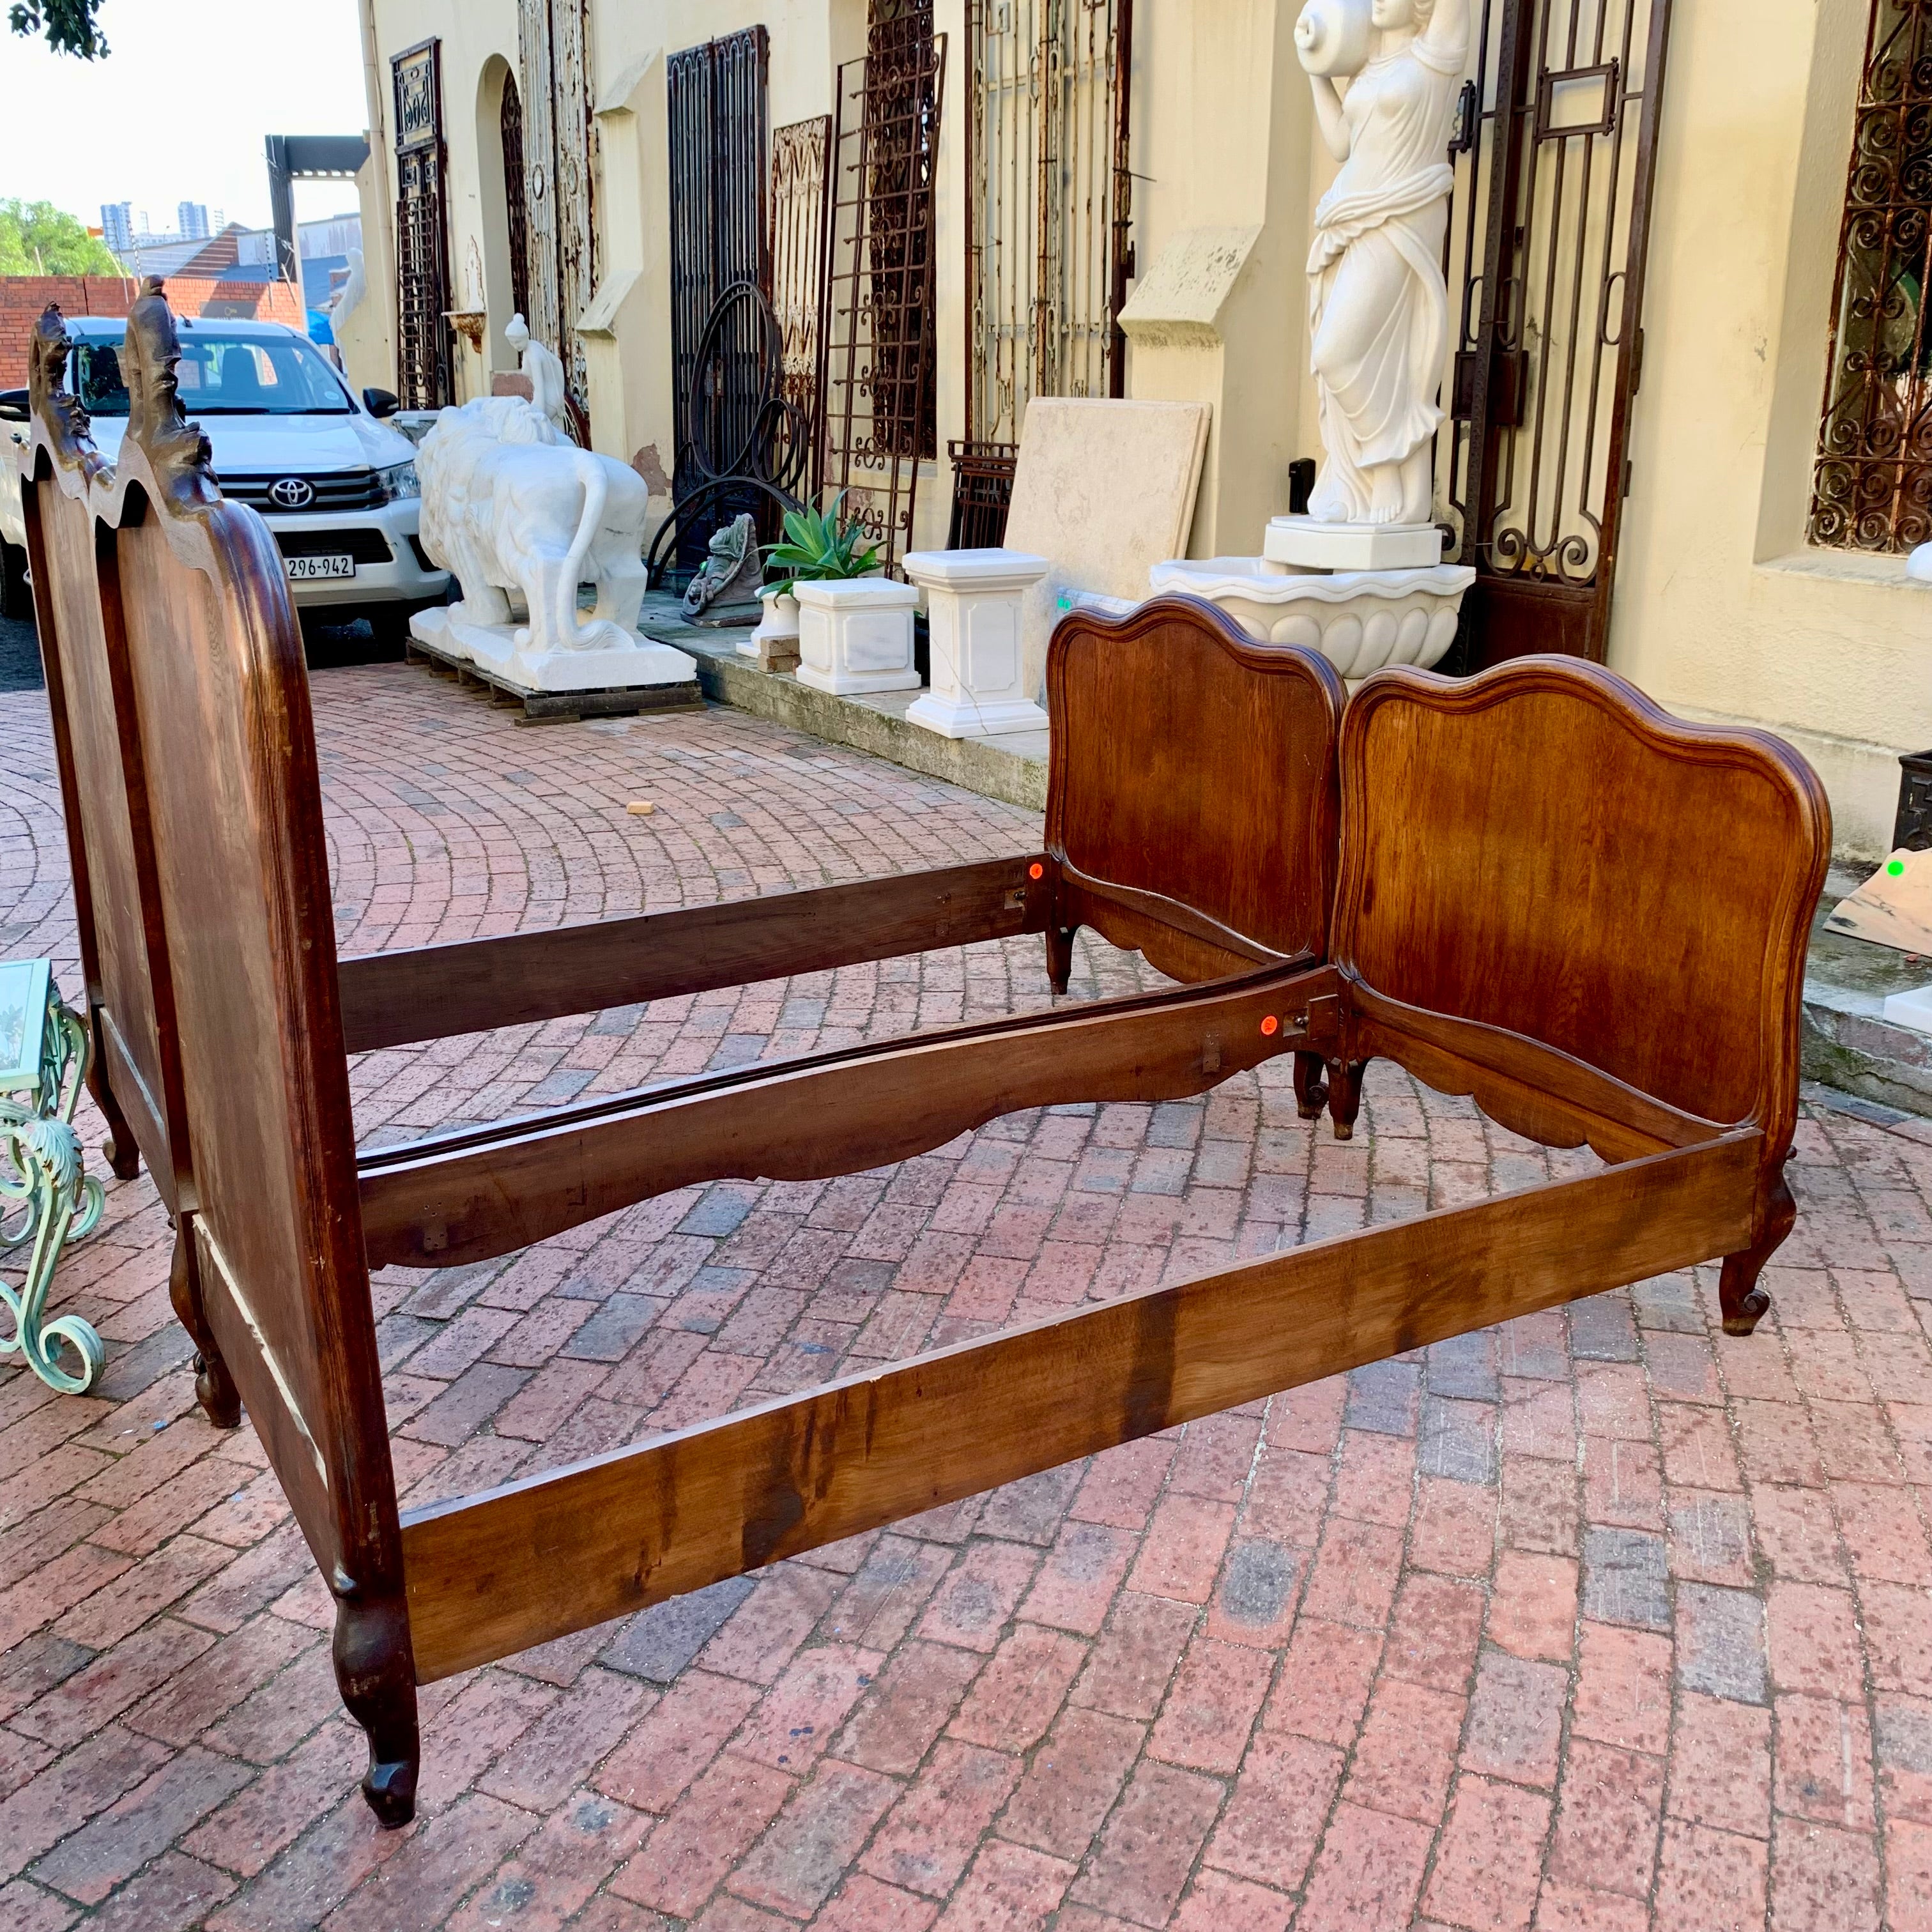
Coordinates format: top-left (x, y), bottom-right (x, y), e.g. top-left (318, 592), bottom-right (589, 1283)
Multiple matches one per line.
top-left (1148, 556), bottom-right (1475, 682)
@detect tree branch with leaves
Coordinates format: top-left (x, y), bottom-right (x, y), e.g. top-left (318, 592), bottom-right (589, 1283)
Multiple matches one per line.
top-left (8, 0), bottom-right (107, 59)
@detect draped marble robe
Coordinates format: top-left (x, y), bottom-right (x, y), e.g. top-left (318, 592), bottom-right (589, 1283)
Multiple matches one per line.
top-left (1307, 27), bottom-right (1468, 524)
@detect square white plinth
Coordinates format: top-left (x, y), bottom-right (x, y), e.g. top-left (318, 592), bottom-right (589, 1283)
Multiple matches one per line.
top-left (795, 578), bottom-right (921, 695)
top-left (1264, 516), bottom-right (1444, 572)
top-left (903, 548), bottom-right (1051, 739)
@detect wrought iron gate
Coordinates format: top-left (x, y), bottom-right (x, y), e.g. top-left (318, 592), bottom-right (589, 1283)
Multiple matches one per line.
top-left (668, 27), bottom-right (771, 548)
top-left (770, 116), bottom-right (830, 456)
top-left (966, 0), bottom-right (1131, 443)
top-left (392, 40), bottom-right (452, 410)
top-left (818, 13), bottom-right (947, 569)
top-left (1440, 0), bottom-right (1673, 667)
top-left (518, 0), bottom-right (597, 425)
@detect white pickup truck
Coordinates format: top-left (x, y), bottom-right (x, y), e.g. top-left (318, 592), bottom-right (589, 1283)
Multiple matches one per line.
top-left (2, 315), bottom-right (447, 634)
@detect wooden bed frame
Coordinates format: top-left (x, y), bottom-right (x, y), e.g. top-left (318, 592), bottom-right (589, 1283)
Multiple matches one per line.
top-left (20, 288), bottom-right (1829, 1828)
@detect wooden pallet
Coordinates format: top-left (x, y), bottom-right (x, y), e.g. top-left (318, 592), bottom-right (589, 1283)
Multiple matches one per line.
top-left (404, 634), bottom-right (703, 725)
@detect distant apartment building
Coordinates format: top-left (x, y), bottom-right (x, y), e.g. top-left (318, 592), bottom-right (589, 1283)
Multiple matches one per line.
top-left (177, 202), bottom-right (210, 241)
top-left (98, 202), bottom-right (133, 254)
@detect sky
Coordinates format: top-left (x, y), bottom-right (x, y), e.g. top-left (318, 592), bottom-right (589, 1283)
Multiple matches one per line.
top-left (1, 0), bottom-right (371, 234)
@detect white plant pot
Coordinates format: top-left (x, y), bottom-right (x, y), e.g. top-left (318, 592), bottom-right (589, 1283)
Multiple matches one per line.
top-left (1148, 555), bottom-right (1475, 685)
top-left (740, 588), bottom-right (801, 658)
top-left (794, 578), bottom-right (921, 695)
top-left (901, 548), bottom-right (1051, 739)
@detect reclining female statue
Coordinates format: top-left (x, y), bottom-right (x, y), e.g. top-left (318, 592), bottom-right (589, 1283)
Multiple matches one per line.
top-left (1298, 0), bottom-right (1470, 528)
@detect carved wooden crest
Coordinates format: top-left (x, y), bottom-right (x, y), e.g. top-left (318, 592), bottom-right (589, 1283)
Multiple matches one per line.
top-left (121, 277), bottom-right (217, 510)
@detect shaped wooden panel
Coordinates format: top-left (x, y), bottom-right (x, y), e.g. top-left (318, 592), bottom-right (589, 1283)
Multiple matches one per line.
top-left (1333, 657), bottom-right (1831, 1141)
top-left (1045, 595), bottom-right (1346, 979)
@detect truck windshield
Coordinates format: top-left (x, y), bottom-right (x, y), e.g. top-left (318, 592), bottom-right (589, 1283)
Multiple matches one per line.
top-left (73, 330), bottom-right (352, 417)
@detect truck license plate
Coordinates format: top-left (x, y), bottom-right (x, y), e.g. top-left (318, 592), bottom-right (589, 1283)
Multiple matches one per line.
top-left (284, 554), bottom-right (355, 581)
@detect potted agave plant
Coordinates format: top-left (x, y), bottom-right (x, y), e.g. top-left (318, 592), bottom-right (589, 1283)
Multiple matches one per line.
top-left (755, 494), bottom-right (921, 696)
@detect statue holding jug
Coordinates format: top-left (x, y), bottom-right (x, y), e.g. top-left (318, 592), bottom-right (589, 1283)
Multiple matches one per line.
top-left (1295, 0), bottom-right (1471, 528)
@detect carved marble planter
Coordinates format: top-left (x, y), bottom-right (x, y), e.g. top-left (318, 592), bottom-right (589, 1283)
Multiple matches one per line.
top-left (902, 548), bottom-right (1050, 739)
top-left (742, 589), bottom-right (801, 673)
top-left (1148, 556), bottom-right (1473, 682)
top-left (795, 579), bottom-right (921, 696)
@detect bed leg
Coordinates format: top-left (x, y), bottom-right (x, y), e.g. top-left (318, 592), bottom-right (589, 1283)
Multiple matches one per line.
top-left (334, 1580), bottom-right (420, 1829)
top-left (1326, 1059), bottom-right (1368, 1140)
top-left (1293, 1052), bottom-right (1329, 1120)
top-left (1719, 1170), bottom-right (1795, 1338)
top-left (169, 1225), bottom-right (240, 1429)
top-left (1046, 926), bottom-right (1077, 995)
top-left (85, 1011), bottom-right (140, 1181)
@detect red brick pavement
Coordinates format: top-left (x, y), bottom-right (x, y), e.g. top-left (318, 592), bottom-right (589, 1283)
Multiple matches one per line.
top-left (2, 662), bottom-right (1931, 1930)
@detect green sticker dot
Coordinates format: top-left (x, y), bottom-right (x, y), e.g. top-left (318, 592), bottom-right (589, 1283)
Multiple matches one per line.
top-left (1890, 859), bottom-right (1907, 877)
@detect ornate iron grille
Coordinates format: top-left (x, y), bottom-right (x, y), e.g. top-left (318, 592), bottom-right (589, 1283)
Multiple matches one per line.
top-left (770, 116), bottom-right (831, 457)
top-left (500, 71), bottom-right (530, 325)
top-left (818, 26), bottom-right (947, 571)
top-left (859, 1), bottom-right (942, 465)
top-left (1811, 1), bottom-right (1932, 552)
top-left (1439, 0), bottom-right (1673, 666)
top-left (668, 27), bottom-right (771, 561)
top-left (518, 0), bottom-right (597, 422)
top-left (392, 40), bottom-right (452, 411)
top-left (947, 438), bottom-right (1021, 546)
top-left (965, 0), bottom-right (1131, 447)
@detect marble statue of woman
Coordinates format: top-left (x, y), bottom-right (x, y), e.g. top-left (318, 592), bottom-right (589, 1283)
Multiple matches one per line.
top-left (1299, 0), bottom-right (1470, 528)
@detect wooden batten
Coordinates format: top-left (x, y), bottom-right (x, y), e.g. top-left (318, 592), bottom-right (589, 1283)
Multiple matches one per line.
top-left (399, 1128), bottom-right (1761, 1682)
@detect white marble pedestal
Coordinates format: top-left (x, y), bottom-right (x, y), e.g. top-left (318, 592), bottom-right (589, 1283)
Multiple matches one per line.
top-left (410, 606), bottom-right (698, 694)
top-left (795, 579), bottom-right (922, 696)
top-left (902, 549), bottom-right (1051, 739)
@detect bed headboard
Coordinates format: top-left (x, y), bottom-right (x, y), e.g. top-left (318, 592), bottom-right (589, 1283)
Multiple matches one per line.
top-left (27, 284), bottom-right (415, 1810)
top-left (1045, 595), bottom-right (1346, 983)
top-left (1332, 657), bottom-right (1831, 1141)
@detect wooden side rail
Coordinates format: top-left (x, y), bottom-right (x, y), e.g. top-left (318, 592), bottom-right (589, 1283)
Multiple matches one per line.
top-left (358, 963), bottom-right (1335, 1267)
top-left (336, 856), bottom-right (1055, 1054)
top-left (399, 1126), bottom-right (1763, 1681)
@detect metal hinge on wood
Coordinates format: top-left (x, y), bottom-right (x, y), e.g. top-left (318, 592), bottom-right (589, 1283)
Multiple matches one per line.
top-left (1623, 459), bottom-right (1634, 499)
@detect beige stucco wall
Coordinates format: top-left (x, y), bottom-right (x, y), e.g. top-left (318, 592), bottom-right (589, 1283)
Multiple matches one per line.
top-left (1598, 0), bottom-right (1929, 860)
top-left (349, 0), bottom-right (1918, 859)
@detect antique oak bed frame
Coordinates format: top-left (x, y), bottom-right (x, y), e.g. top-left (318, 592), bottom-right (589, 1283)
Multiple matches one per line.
top-left (20, 289), bottom-right (1828, 1827)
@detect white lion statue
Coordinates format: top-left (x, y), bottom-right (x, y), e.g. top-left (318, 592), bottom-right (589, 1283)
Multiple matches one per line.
top-left (417, 389), bottom-right (650, 656)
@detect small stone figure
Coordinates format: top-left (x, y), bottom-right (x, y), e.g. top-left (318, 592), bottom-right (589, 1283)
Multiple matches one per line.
top-left (504, 312), bottom-right (571, 437)
top-left (681, 513), bottom-right (763, 622)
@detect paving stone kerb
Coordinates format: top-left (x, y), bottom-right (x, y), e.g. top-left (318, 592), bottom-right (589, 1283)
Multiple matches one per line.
top-left (1, 661), bottom-right (1930, 1931)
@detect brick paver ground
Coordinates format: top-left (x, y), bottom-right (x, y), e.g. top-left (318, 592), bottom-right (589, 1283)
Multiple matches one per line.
top-left (2, 654), bottom-right (1931, 1931)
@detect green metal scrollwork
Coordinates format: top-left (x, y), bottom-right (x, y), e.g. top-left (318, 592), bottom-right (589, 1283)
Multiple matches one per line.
top-left (0, 969), bottom-right (105, 1395)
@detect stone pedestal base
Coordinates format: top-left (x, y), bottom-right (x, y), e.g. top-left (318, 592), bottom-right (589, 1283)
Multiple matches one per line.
top-left (795, 579), bottom-right (922, 696)
top-left (410, 607), bottom-right (697, 695)
top-left (1264, 515), bottom-right (1444, 572)
top-left (903, 548), bottom-right (1051, 739)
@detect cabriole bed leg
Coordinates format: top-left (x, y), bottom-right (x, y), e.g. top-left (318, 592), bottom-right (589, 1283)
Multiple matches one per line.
top-left (1046, 926), bottom-right (1077, 995)
top-left (1719, 1170), bottom-right (1796, 1338)
top-left (332, 1580), bottom-right (420, 1828)
top-left (1292, 1052), bottom-right (1328, 1120)
top-left (1326, 1059), bottom-right (1368, 1140)
top-left (89, 1024), bottom-right (140, 1182)
top-left (168, 1228), bottom-right (240, 1429)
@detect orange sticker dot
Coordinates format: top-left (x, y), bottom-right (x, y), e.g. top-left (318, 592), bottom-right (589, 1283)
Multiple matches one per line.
top-left (1028, 862), bottom-right (1044, 880)
top-left (1260, 1015), bottom-right (1280, 1037)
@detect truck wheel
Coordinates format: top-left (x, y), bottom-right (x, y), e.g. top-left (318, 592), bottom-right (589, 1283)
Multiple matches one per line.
top-left (0, 542), bottom-right (31, 623)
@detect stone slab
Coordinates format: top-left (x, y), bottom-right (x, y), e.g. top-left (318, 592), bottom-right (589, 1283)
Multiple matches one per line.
top-left (1263, 516), bottom-right (1446, 571)
top-left (1002, 397), bottom-right (1211, 698)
